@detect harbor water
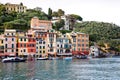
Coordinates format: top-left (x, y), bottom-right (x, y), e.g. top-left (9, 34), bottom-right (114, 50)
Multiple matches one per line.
top-left (0, 58), bottom-right (120, 80)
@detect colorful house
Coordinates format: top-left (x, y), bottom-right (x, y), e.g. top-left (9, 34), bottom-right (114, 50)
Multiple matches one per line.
top-left (47, 29), bottom-right (57, 57)
top-left (35, 30), bottom-right (48, 58)
top-left (4, 29), bottom-right (17, 56)
top-left (56, 34), bottom-right (72, 57)
top-left (17, 32), bottom-right (28, 56)
top-left (31, 17), bottom-right (52, 31)
top-left (0, 34), bottom-right (4, 56)
top-left (27, 30), bottom-right (36, 56)
top-left (66, 32), bottom-right (89, 55)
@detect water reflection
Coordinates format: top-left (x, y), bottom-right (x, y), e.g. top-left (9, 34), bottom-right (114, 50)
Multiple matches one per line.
top-left (0, 58), bottom-right (120, 80)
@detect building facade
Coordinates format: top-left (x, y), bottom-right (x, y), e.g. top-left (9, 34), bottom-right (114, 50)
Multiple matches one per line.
top-left (47, 29), bottom-right (57, 57)
top-left (0, 34), bottom-right (4, 56)
top-left (31, 17), bottom-right (52, 31)
top-left (17, 32), bottom-right (28, 56)
top-left (35, 31), bottom-right (48, 58)
top-left (56, 34), bottom-right (72, 57)
top-left (67, 32), bottom-right (89, 55)
top-left (0, 17), bottom-right (89, 57)
top-left (27, 31), bottom-right (36, 56)
top-left (5, 2), bottom-right (27, 13)
top-left (4, 29), bottom-right (17, 56)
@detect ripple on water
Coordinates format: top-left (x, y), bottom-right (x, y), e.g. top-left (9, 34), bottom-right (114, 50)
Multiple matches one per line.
top-left (0, 58), bottom-right (120, 80)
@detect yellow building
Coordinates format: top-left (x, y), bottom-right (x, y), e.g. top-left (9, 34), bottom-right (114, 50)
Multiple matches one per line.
top-left (0, 34), bottom-right (4, 54)
top-left (5, 2), bottom-right (27, 13)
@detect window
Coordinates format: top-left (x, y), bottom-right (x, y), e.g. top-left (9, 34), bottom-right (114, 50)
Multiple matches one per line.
top-left (50, 44), bottom-right (52, 48)
top-left (57, 44), bottom-right (59, 47)
top-left (78, 48), bottom-right (80, 51)
top-left (43, 46), bottom-right (45, 49)
top-left (1, 40), bottom-right (3, 43)
top-left (82, 35), bottom-right (84, 37)
top-left (78, 39), bottom-right (81, 42)
top-left (12, 38), bottom-right (14, 41)
top-left (20, 38), bottom-right (22, 41)
top-left (64, 44), bottom-right (68, 48)
top-left (43, 41), bottom-right (45, 44)
top-left (36, 46), bottom-right (38, 49)
top-left (86, 44), bottom-right (89, 47)
top-left (31, 49), bottom-right (33, 52)
top-left (24, 49), bottom-right (26, 52)
top-left (65, 39), bottom-right (68, 43)
top-left (40, 46), bottom-right (41, 49)
top-left (20, 44), bottom-right (22, 47)
top-left (82, 48), bottom-right (84, 51)
top-left (74, 48), bottom-right (76, 51)
top-left (24, 44), bottom-right (26, 47)
top-left (73, 38), bottom-right (76, 42)
top-left (12, 49), bottom-right (14, 52)
top-left (50, 49), bottom-right (53, 52)
top-left (5, 38), bottom-right (7, 41)
top-left (82, 44), bottom-right (84, 47)
top-left (12, 44), bottom-right (14, 48)
top-left (82, 39), bottom-right (84, 42)
top-left (43, 51), bottom-right (45, 53)
top-left (73, 44), bottom-right (76, 47)
top-left (61, 45), bottom-right (62, 48)
top-left (40, 51), bottom-right (42, 53)
top-left (24, 38), bottom-right (26, 41)
top-left (5, 44), bottom-right (7, 48)
top-left (57, 49), bottom-right (59, 53)
top-left (5, 50), bottom-right (7, 52)
top-left (78, 44), bottom-right (81, 46)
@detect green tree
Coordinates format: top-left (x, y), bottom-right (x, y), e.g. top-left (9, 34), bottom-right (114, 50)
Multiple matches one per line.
top-left (70, 14), bottom-right (83, 21)
top-left (48, 8), bottom-right (52, 20)
top-left (53, 19), bottom-right (65, 30)
top-left (0, 4), bottom-right (6, 15)
top-left (52, 11), bottom-right (58, 17)
top-left (58, 9), bottom-right (64, 17)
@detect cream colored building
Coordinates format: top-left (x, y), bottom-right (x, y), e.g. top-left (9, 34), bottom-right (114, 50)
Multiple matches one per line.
top-left (5, 2), bottom-right (27, 13)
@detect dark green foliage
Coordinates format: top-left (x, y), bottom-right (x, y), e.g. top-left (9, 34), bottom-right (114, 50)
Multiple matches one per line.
top-left (60, 30), bottom-right (72, 34)
top-left (0, 8), bottom-right (49, 31)
top-left (58, 9), bottom-right (64, 17)
top-left (53, 19), bottom-right (65, 30)
top-left (75, 21), bottom-right (120, 41)
top-left (48, 8), bottom-right (52, 20)
top-left (69, 14), bottom-right (83, 21)
top-left (52, 9), bottom-right (64, 17)
top-left (52, 11), bottom-right (58, 17)
top-left (74, 21), bottom-right (120, 52)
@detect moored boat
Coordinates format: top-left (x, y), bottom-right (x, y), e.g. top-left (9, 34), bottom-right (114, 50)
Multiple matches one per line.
top-left (2, 57), bottom-right (26, 63)
top-left (36, 57), bottom-right (48, 60)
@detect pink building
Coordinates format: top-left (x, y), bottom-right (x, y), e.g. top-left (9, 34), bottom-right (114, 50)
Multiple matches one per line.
top-left (31, 17), bottom-right (52, 31)
top-left (4, 29), bottom-right (17, 56)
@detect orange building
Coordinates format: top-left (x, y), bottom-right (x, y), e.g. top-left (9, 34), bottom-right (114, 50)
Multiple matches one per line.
top-left (67, 32), bottom-right (89, 55)
top-left (26, 30), bottom-right (36, 56)
top-left (17, 32), bottom-right (28, 56)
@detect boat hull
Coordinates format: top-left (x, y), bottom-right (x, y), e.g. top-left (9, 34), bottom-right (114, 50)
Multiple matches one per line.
top-left (2, 57), bottom-right (26, 63)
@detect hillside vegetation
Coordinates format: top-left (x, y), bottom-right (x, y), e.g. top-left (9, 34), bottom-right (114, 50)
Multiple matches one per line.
top-left (74, 21), bottom-right (120, 52)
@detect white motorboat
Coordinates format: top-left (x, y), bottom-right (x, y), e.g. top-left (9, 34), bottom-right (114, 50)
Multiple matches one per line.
top-left (2, 57), bottom-right (26, 63)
